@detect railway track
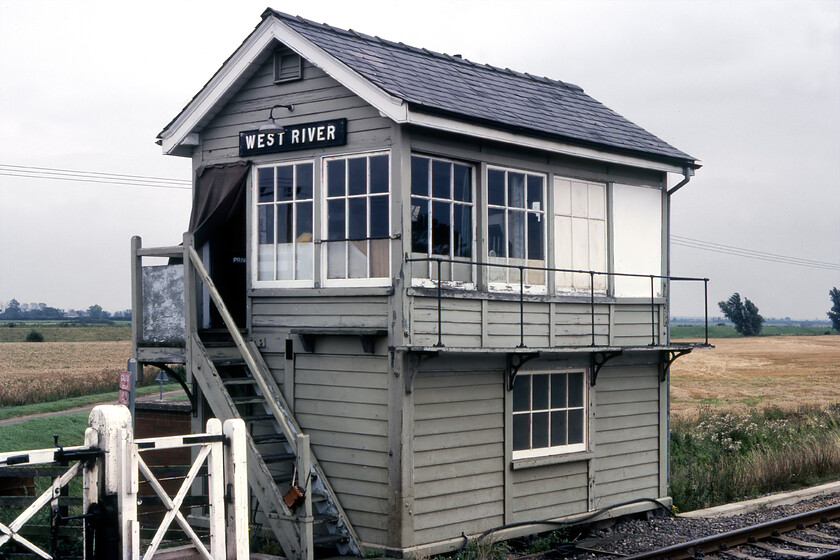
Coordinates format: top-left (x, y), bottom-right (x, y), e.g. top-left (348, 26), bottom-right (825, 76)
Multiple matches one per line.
top-left (613, 503), bottom-right (840, 559)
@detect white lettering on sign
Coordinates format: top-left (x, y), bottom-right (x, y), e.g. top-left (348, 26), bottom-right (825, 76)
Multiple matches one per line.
top-left (291, 129), bottom-right (300, 143)
top-left (245, 135), bottom-right (257, 150)
top-left (240, 119), bottom-right (346, 156)
top-left (327, 125), bottom-right (335, 140)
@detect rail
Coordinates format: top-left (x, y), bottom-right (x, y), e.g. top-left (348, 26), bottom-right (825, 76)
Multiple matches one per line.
top-left (405, 256), bottom-right (709, 349)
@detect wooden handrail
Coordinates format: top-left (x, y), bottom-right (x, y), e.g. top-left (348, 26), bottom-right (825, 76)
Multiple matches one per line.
top-left (186, 245), bottom-right (300, 452)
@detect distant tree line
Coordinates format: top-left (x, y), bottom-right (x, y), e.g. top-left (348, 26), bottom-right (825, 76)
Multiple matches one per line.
top-left (0, 299), bottom-right (131, 322)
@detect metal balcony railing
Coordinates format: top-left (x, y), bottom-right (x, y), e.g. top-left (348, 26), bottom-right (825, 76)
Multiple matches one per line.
top-left (405, 256), bottom-right (709, 349)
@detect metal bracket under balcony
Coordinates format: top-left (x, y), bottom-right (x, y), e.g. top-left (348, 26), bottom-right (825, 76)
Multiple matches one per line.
top-left (290, 327), bottom-right (387, 354)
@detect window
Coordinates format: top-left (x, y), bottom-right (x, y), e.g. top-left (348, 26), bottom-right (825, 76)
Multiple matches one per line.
top-left (254, 161), bottom-right (314, 285)
top-left (553, 178), bottom-right (607, 292)
top-left (612, 184), bottom-right (663, 297)
top-left (512, 370), bottom-right (587, 459)
top-left (324, 153), bottom-right (390, 284)
top-left (274, 47), bottom-right (303, 83)
top-left (486, 167), bottom-right (546, 289)
top-left (410, 155), bottom-right (474, 284)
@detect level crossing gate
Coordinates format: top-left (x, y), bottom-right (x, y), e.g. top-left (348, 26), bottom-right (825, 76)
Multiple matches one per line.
top-left (0, 405), bottom-right (248, 560)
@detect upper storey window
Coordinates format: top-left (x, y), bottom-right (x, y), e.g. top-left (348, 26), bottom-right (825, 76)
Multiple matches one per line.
top-left (324, 153), bottom-right (390, 285)
top-left (254, 161), bottom-right (314, 286)
top-left (410, 155), bottom-right (474, 284)
top-left (553, 178), bottom-right (607, 293)
top-left (486, 167), bottom-right (546, 290)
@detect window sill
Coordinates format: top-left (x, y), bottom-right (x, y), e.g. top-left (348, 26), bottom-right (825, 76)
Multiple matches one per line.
top-left (511, 451), bottom-right (594, 470)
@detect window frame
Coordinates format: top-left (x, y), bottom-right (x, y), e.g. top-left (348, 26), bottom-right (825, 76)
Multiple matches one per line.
top-left (321, 150), bottom-right (392, 288)
top-left (409, 154), bottom-right (476, 288)
top-left (251, 158), bottom-right (316, 288)
top-left (511, 368), bottom-right (589, 460)
top-left (485, 165), bottom-right (547, 293)
top-left (553, 176), bottom-right (608, 294)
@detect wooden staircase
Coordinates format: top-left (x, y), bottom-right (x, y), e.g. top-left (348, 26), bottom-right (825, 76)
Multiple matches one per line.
top-left (183, 244), bottom-right (361, 560)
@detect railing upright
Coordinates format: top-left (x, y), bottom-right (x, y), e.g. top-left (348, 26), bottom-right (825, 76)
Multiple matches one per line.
top-left (518, 266), bottom-right (525, 348)
top-left (704, 278), bottom-right (710, 346)
top-left (590, 271), bottom-right (596, 347)
top-left (650, 275), bottom-right (657, 346)
top-left (435, 258), bottom-right (444, 348)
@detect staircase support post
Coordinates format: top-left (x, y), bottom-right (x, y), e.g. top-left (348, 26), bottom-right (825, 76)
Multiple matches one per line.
top-left (296, 434), bottom-right (314, 560)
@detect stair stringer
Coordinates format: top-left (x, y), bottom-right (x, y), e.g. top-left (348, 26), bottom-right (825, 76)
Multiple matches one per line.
top-left (189, 335), bottom-right (305, 559)
top-left (244, 340), bottom-right (362, 556)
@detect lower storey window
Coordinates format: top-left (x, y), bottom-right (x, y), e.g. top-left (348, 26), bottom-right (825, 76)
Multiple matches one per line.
top-left (512, 370), bottom-right (586, 458)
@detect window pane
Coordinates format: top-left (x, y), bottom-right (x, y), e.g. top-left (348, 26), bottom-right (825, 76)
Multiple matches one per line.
top-left (411, 156), bottom-right (429, 196)
top-left (296, 163), bottom-right (313, 200)
top-left (276, 166), bottom-right (294, 201)
top-left (488, 169), bottom-right (505, 206)
top-left (369, 238), bottom-right (389, 278)
top-left (369, 195), bottom-right (389, 239)
top-left (453, 164), bottom-right (471, 202)
top-left (257, 205), bottom-right (273, 244)
top-left (276, 243), bottom-right (293, 280)
top-left (568, 409), bottom-right (584, 444)
top-left (348, 158), bottom-right (367, 195)
top-left (296, 201), bottom-right (313, 241)
top-left (551, 411), bottom-right (568, 447)
top-left (487, 208), bottom-right (506, 258)
top-left (276, 204), bottom-right (292, 244)
top-left (550, 373), bottom-right (567, 408)
top-left (528, 212), bottom-right (544, 260)
top-left (258, 243), bottom-right (273, 281)
top-left (258, 168), bottom-right (274, 202)
top-left (295, 243), bottom-right (313, 280)
top-left (532, 374), bottom-right (549, 410)
top-left (512, 376), bottom-right (530, 412)
top-left (349, 240), bottom-right (368, 278)
top-left (432, 160), bottom-right (451, 199)
top-left (411, 197), bottom-right (428, 253)
top-left (512, 414), bottom-right (530, 451)
top-left (569, 371), bottom-right (584, 407)
top-left (327, 160), bottom-right (345, 197)
top-left (327, 242), bottom-right (346, 279)
top-left (509, 210), bottom-right (525, 259)
top-left (508, 172), bottom-right (525, 208)
top-left (527, 175), bottom-right (543, 209)
top-left (369, 155), bottom-right (388, 193)
top-left (348, 198), bottom-right (367, 240)
top-left (327, 199), bottom-right (345, 241)
top-left (452, 203), bottom-right (472, 258)
top-left (431, 200), bottom-right (450, 256)
top-left (532, 412), bottom-right (549, 448)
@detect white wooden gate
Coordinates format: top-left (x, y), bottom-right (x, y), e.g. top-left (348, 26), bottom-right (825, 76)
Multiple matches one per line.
top-left (0, 405), bottom-right (248, 560)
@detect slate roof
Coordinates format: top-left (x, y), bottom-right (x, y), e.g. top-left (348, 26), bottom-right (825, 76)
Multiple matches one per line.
top-left (266, 9), bottom-right (697, 167)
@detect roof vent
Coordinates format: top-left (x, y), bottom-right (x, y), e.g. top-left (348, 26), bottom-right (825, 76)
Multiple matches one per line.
top-left (274, 47), bottom-right (303, 83)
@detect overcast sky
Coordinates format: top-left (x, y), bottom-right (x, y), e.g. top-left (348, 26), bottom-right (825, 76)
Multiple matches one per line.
top-left (1, 0), bottom-right (838, 319)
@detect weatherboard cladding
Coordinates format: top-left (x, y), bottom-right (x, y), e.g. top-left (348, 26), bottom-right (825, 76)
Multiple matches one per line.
top-left (265, 9), bottom-right (695, 164)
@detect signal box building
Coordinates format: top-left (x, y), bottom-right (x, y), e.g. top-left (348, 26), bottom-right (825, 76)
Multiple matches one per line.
top-left (132, 9), bottom-right (707, 559)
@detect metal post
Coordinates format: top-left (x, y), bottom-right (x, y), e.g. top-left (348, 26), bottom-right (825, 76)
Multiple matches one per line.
top-left (704, 278), bottom-right (709, 345)
top-left (435, 258), bottom-right (444, 347)
top-left (650, 275), bottom-right (656, 346)
top-left (518, 266), bottom-right (525, 348)
top-left (590, 271), bottom-right (596, 347)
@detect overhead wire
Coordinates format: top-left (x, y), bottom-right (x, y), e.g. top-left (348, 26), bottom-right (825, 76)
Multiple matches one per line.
top-left (673, 235), bottom-right (840, 271)
top-left (0, 163), bottom-right (191, 191)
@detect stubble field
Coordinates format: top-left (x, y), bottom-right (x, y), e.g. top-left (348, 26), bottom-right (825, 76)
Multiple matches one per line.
top-left (0, 341), bottom-right (131, 406)
top-left (669, 335), bottom-right (840, 417)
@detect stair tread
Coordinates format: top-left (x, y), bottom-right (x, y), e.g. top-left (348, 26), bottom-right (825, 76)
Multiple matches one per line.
top-left (253, 433), bottom-right (287, 444)
top-left (262, 452), bottom-right (295, 463)
top-left (223, 378), bottom-right (257, 385)
top-left (242, 414), bottom-right (274, 422)
top-left (313, 534), bottom-right (349, 546)
top-left (232, 396), bottom-right (266, 404)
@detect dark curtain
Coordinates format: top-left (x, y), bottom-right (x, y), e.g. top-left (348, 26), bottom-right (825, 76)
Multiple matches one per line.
top-left (188, 161), bottom-right (251, 246)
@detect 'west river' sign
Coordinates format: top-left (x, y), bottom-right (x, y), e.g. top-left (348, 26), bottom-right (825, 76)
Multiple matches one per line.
top-left (239, 118), bottom-right (347, 156)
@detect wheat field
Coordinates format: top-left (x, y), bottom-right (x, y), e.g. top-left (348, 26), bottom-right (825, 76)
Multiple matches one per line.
top-left (670, 335), bottom-right (840, 417)
top-left (0, 341), bottom-right (131, 406)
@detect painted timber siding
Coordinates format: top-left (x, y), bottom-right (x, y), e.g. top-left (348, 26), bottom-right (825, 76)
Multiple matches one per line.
top-left (198, 56), bottom-right (393, 164)
top-left (413, 358), bottom-right (505, 545)
top-left (409, 294), bottom-right (652, 348)
top-left (251, 295), bottom-right (389, 330)
top-left (294, 345), bottom-right (390, 545)
top-left (510, 461), bottom-right (588, 522)
top-left (592, 363), bottom-right (662, 506)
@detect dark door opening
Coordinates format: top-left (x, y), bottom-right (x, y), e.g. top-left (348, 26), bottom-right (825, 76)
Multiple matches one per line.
top-left (207, 205), bottom-right (247, 329)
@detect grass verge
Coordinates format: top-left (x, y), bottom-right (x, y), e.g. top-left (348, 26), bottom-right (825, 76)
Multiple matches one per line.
top-left (670, 324), bottom-right (837, 339)
top-left (670, 405), bottom-right (840, 511)
top-left (0, 383), bottom-right (182, 421)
